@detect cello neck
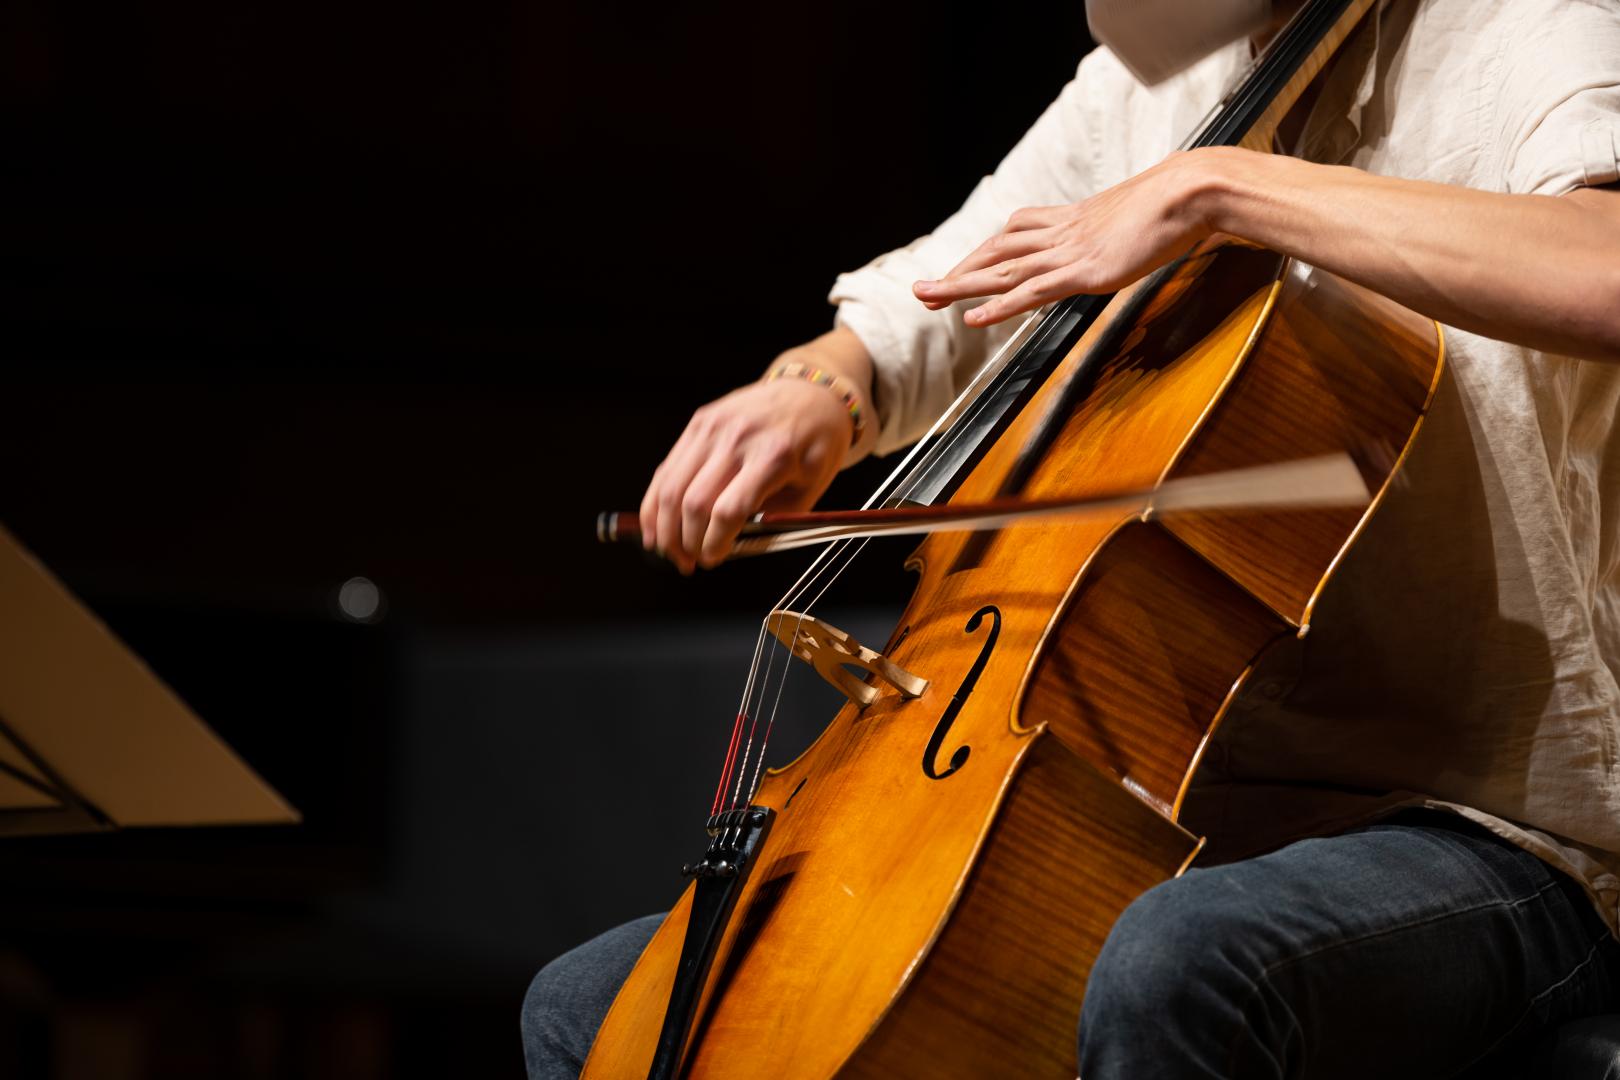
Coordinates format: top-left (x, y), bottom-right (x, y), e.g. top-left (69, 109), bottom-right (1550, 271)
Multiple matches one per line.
top-left (868, 0), bottom-right (1379, 513)
top-left (1194, 0), bottom-right (1378, 154)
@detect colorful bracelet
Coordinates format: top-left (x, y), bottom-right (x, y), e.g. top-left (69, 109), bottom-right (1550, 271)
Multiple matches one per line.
top-left (766, 362), bottom-right (868, 446)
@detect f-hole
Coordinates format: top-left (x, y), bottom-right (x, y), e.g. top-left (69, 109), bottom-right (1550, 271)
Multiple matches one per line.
top-left (922, 605), bottom-right (1001, 780)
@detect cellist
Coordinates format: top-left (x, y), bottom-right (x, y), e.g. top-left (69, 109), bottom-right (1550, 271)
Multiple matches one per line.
top-left (526, 0), bottom-right (1620, 1075)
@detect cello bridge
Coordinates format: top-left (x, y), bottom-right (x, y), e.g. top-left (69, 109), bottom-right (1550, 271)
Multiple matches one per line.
top-left (764, 610), bottom-right (927, 708)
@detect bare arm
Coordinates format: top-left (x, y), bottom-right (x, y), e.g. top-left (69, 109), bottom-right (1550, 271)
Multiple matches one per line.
top-left (1209, 152), bottom-right (1620, 360)
top-left (914, 147), bottom-right (1620, 362)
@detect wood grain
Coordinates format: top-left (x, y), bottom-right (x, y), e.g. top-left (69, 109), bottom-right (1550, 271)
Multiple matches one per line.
top-left (584, 236), bottom-right (1440, 1077)
top-left (845, 734), bottom-right (1199, 1079)
top-left (1160, 261), bottom-right (1442, 625)
top-left (584, 159), bottom-right (1440, 1080)
top-left (1021, 521), bottom-right (1289, 815)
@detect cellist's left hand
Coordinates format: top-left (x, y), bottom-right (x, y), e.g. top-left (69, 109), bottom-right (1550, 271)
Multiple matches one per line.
top-left (912, 150), bottom-right (1221, 326)
top-left (913, 144), bottom-right (1620, 363)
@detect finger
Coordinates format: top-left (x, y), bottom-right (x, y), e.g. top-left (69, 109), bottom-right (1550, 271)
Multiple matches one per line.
top-left (938, 227), bottom-right (1058, 284)
top-left (638, 471), bottom-right (662, 551)
top-left (698, 435), bottom-right (798, 566)
top-left (639, 460), bottom-right (675, 553)
top-left (963, 266), bottom-right (1077, 327)
top-left (654, 418), bottom-right (721, 571)
top-left (916, 247), bottom-right (1072, 309)
top-left (915, 231), bottom-right (1060, 309)
top-left (639, 410), bottom-right (713, 551)
top-left (680, 442), bottom-right (748, 565)
top-left (638, 449), bottom-right (682, 552)
top-left (920, 238), bottom-right (1056, 310)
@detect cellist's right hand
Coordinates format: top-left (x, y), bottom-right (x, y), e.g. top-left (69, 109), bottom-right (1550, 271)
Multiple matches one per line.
top-left (640, 327), bottom-right (876, 573)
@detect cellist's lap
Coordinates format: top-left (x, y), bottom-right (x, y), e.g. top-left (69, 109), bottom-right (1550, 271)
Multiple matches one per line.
top-left (521, 811), bottom-right (1619, 1079)
top-left (523, 913), bottom-right (663, 1080)
top-left (1081, 809), bottom-right (1620, 1080)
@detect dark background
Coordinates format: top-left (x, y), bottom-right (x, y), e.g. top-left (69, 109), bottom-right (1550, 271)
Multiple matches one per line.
top-left (0, 3), bottom-right (1093, 1077)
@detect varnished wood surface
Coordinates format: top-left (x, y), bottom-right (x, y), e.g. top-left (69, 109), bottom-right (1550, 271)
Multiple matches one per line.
top-left (584, 564), bottom-right (1050, 1079)
top-left (1161, 262), bottom-right (1442, 625)
top-left (584, 236), bottom-right (1441, 1077)
top-left (1021, 521), bottom-right (1289, 815)
top-left (845, 735), bottom-right (1199, 1079)
top-left (585, 18), bottom-right (1440, 1057)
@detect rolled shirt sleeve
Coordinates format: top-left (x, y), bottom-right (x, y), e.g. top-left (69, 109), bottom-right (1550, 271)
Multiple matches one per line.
top-left (827, 59), bottom-right (1105, 455)
top-left (1497, 2), bottom-right (1620, 196)
top-left (827, 45), bottom-right (1243, 455)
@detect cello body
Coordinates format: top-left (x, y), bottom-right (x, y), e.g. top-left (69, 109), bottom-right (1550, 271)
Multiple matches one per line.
top-left (581, 3), bottom-right (1445, 1072)
top-left (583, 241), bottom-right (1443, 1078)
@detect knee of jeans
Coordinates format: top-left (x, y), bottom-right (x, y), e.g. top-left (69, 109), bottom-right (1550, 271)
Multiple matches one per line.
top-left (522, 955), bottom-right (578, 1063)
top-left (1532, 1015), bottom-right (1620, 1080)
top-left (1082, 874), bottom-right (1264, 1034)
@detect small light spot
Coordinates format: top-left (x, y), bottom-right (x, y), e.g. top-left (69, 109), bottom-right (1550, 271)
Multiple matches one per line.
top-left (337, 576), bottom-right (384, 623)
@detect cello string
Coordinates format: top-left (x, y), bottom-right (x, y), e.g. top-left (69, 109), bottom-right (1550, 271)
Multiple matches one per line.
top-left (729, 532), bottom-right (877, 811)
top-left (712, 625), bottom-right (771, 816)
top-left (748, 612), bottom-right (804, 806)
top-left (726, 311), bottom-right (1052, 807)
top-left (743, 537), bottom-right (874, 805)
top-left (727, 538), bottom-right (857, 810)
top-left (726, 0), bottom-right (1319, 733)
top-left (834, 308), bottom-right (1051, 518)
top-left (710, 0), bottom-right (1341, 811)
top-left (729, 536), bottom-right (867, 810)
top-left (730, 603), bottom-right (789, 809)
top-left (718, 527), bottom-right (856, 812)
top-left (720, 307), bottom-right (1053, 810)
top-left (732, 414), bottom-right (959, 806)
top-left (750, 311), bottom-right (1048, 616)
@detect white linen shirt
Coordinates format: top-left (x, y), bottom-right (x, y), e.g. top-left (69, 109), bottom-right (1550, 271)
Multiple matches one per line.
top-left (829, 0), bottom-right (1620, 930)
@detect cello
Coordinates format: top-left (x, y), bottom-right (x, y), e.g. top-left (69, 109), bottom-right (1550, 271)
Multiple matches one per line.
top-left (590, 0), bottom-right (1443, 1074)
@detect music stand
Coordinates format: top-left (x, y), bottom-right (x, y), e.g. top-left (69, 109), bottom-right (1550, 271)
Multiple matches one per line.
top-left (0, 524), bottom-right (298, 836)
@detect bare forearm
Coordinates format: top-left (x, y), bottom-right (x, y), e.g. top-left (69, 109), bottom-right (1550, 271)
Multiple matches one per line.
top-left (1201, 148), bottom-right (1620, 361)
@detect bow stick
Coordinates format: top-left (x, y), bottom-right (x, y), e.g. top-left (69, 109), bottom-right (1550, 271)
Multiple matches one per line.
top-left (597, 452), bottom-right (1372, 559)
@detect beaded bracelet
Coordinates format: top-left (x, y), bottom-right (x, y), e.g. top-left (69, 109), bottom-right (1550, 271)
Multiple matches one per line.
top-left (766, 362), bottom-right (868, 446)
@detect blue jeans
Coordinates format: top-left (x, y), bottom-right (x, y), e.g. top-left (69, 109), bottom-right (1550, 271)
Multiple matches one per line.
top-left (522, 811), bottom-right (1620, 1078)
